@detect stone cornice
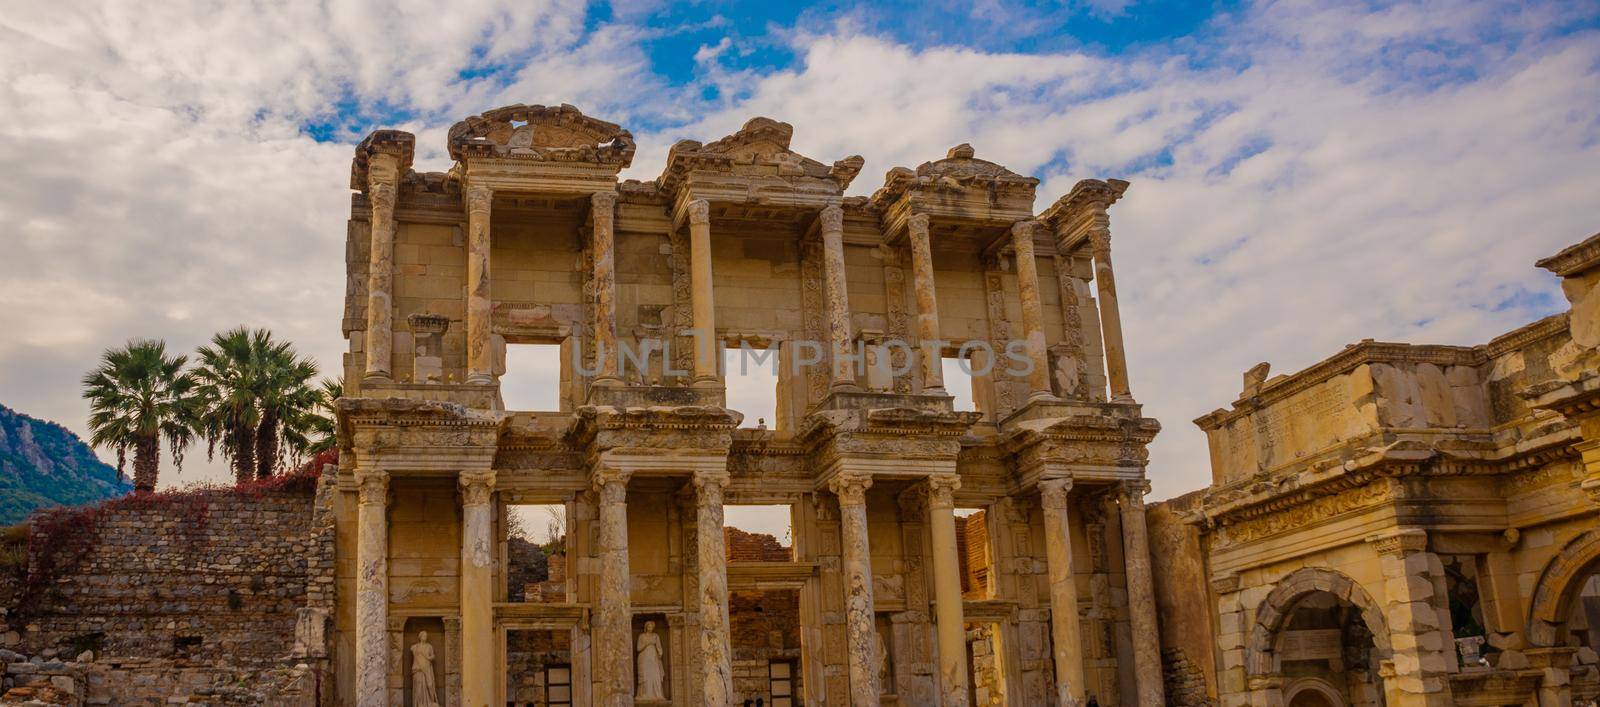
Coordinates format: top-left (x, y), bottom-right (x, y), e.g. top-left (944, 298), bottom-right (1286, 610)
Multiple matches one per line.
top-left (1485, 313), bottom-right (1570, 358)
top-left (1037, 179), bottom-right (1129, 227)
top-left (655, 117), bottom-right (862, 201)
top-left (868, 143), bottom-right (1039, 213)
top-left (1536, 231), bottom-right (1600, 278)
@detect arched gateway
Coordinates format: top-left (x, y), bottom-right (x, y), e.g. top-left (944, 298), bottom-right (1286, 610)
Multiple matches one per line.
top-left (1246, 568), bottom-right (1390, 706)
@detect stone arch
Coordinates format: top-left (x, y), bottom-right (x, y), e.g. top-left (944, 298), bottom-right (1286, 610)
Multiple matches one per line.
top-left (1527, 526), bottom-right (1600, 646)
top-left (1246, 567), bottom-right (1391, 677)
top-left (1285, 676), bottom-right (1346, 706)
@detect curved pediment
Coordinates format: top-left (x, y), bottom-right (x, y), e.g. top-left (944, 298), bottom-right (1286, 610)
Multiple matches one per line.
top-left (447, 103), bottom-right (635, 167)
top-left (658, 117), bottom-right (864, 197)
top-left (870, 143), bottom-right (1039, 209)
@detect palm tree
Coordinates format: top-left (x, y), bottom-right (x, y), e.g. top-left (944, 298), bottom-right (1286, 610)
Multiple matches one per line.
top-left (193, 327), bottom-right (264, 485)
top-left (194, 327), bottom-right (322, 484)
top-left (300, 378), bottom-right (343, 457)
top-left (252, 341), bottom-right (320, 479)
top-left (81, 340), bottom-right (197, 493)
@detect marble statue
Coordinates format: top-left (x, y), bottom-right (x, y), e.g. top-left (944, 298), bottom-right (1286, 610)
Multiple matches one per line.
top-left (636, 621), bottom-right (666, 701)
top-left (411, 631), bottom-right (439, 707)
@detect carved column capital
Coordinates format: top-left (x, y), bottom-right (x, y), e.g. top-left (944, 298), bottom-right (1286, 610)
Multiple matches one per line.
top-left (591, 190), bottom-right (617, 211)
top-left (819, 203), bottom-right (844, 233)
top-left (927, 474), bottom-right (961, 509)
top-left (687, 198), bottom-right (711, 226)
top-left (356, 470), bottom-right (389, 505)
top-left (693, 470), bottom-right (730, 498)
top-left (1039, 477), bottom-right (1074, 509)
top-left (1119, 479), bottom-right (1151, 510)
top-left (828, 472), bottom-right (873, 506)
top-left (907, 212), bottom-right (931, 236)
top-left (459, 470), bottom-right (496, 507)
top-left (592, 467), bottom-right (632, 504)
top-left (1367, 527), bottom-right (1428, 557)
top-left (1011, 218), bottom-right (1040, 243)
top-left (465, 184), bottom-right (493, 215)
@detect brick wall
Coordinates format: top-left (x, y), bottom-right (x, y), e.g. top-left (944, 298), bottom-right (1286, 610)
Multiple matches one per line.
top-left (724, 527), bottom-right (791, 562)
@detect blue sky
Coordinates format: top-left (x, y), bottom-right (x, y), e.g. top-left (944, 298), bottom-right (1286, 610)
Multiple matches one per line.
top-left (1, 0), bottom-right (1598, 497)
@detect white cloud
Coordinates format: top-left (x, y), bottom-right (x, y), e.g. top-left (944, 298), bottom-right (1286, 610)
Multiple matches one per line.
top-left (1, 0), bottom-right (1595, 498)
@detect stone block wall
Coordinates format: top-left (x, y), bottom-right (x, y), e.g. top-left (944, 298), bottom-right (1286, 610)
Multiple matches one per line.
top-left (0, 471), bottom-right (335, 707)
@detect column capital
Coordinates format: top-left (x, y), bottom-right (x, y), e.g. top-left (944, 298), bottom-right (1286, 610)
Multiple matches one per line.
top-left (465, 184), bottom-right (493, 214)
top-left (907, 211), bottom-right (931, 235)
top-left (1039, 477), bottom-right (1074, 508)
top-left (592, 467), bottom-right (632, 503)
top-left (1367, 527), bottom-right (1428, 557)
top-left (591, 190), bottom-right (617, 210)
top-left (693, 470), bottom-right (730, 493)
top-left (1119, 479), bottom-right (1151, 509)
top-left (927, 474), bottom-right (961, 509)
top-left (819, 203), bottom-right (844, 233)
top-left (1011, 218), bottom-right (1040, 239)
top-left (356, 469), bottom-right (389, 505)
top-left (828, 472), bottom-right (873, 506)
top-left (459, 469), bottom-right (496, 506)
top-left (687, 198), bottom-right (711, 226)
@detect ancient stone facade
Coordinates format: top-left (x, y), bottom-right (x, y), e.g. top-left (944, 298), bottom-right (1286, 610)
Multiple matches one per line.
top-left (334, 104), bottom-right (1165, 705)
top-left (1150, 232), bottom-right (1600, 706)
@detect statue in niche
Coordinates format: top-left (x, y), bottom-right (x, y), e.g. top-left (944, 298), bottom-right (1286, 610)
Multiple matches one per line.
top-left (411, 631), bottom-right (439, 707)
top-left (636, 621), bottom-right (666, 701)
top-left (874, 627), bottom-right (890, 691)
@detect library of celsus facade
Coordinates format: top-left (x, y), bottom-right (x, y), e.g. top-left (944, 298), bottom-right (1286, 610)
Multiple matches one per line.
top-left (333, 104), bottom-right (1166, 706)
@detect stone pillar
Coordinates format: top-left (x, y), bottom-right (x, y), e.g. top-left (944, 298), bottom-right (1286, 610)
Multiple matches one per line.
top-left (459, 470), bottom-right (496, 707)
top-left (907, 213), bottom-right (944, 393)
top-left (1531, 648), bottom-right (1576, 707)
top-left (1011, 220), bottom-right (1052, 401)
top-left (687, 199), bottom-right (718, 385)
top-left (1117, 480), bottom-right (1165, 706)
top-left (694, 471), bottom-right (734, 706)
top-left (363, 154), bottom-right (400, 382)
top-left (1086, 220), bottom-right (1130, 401)
top-left (820, 204), bottom-right (855, 391)
top-left (354, 469), bottom-right (390, 707)
top-left (465, 184), bottom-right (495, 385)
top-left (592, 191), bottom-right (621, 386)
top-left (594, 469), bottom-right (635, 706)
top-left (830, 472), bottom-right (881, 706)
top-left (1369, 528), bottom-right (1453, 706)
top-left (1039, 478), bottom-right (1085, 706)
top-left (927, 475), bottom-right (970, 707)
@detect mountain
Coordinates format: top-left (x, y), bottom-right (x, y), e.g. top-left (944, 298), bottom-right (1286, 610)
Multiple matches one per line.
top-left (0, 403), bottom-right (131, 525)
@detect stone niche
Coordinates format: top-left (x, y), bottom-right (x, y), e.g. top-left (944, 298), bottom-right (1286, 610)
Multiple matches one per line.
top-left (632, 613), bottom-right (672, 704)
top-left (402, 616), bottom-right (445, 707)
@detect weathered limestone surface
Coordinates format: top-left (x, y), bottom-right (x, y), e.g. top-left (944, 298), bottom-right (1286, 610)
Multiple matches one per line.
top-left (354, 469), bottom-right (389, 707)
top-left (594, 470), bottom-right (634, 706)
top-left (459, 470), bottom-right (496, 707)
top-left (830, 473), bottom-right (880, 706)
top-left (1040, 478), bottom-right (1086, 706)
top-left (926, 475), bottom-right (969, 707)
top-left (464, 184), bottom-right (493, 385)
top-left (907, 212), bottom-right (944, 393)
top-left (695, 472), bottom-right (734, 706)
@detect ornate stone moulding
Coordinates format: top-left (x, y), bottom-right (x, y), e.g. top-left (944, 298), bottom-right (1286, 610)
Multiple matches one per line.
top-left (1535, 230), bottom-right (1600, 277)
top-left (1524, 369), bottom-right (1600, 419)
top-left (1036, 178), bottom-right (1130, 247)
top-left (446, 103), bottom-right (635, 166)
top-left (350, 128), bottom-right (415, 190)
top-left (869, 143), bottom-right (1039, 210)
top-left (655, 117), bottom-right (864, 212)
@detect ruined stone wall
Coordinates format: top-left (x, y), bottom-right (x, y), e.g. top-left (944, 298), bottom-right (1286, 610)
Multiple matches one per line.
top-left (1146, 491), bottom-right (1218, 707)
top-left (9, 482), bottom-right (328, 666)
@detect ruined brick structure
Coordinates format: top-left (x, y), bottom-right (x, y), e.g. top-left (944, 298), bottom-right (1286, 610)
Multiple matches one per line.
top-left (1149, 233), bottom-right (1600, 706)
top-left (335, 103), bottom-right (1165, 706)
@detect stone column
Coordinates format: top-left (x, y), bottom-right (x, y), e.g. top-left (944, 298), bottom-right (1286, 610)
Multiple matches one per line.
top-left (1117, 480), bottom-right (1165, 706)
top-left (1086, 220), bottom-right (1130, 401)
top-left (820, 204), bottom-right (855, 391)
top-left (465, 184), bottom-right (495, 385)
top-left (592, 191), bottom-right (621, 386)
top-left (694, 471), bottom-right (734, 706)
top-left (460, 470), bottom-right (496, 707)
top-left (593, 468), bottom-right (635, 706)
top-left (830, 472), bottom-right (881, 706)
top-left (907, 213), bottom-right (944, 393)
top-left (927, 475), bottom-right (970, 707)
top-left (687, 199), bottom-right (718, 385)
top-left (1011, 220), bottom-right (1052, 401)
top-left (1369, 528), bottom-right (1453, 707)
top-left (1039, 478), bottom-right (1085, 706)
top-left (354, 469), bottom-right (390, 707)
top-left (363, 154), bottom-right (399, 383)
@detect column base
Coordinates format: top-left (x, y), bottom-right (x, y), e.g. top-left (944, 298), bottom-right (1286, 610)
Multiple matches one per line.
top-left (466, 373), bottom-right (495, 386)
top-left (692, 376), bottom-right (722, 389)
top-left (361, 372), bottom-right (393, 385)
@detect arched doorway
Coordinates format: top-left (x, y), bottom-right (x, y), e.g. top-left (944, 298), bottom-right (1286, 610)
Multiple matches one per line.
top-left (1528, 528), bottom-right (1600, 702)
top-left (1247, 569), bottom-right (1390, 707)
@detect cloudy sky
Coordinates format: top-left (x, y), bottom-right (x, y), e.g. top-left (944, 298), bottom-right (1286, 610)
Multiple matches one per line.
top-left (1, 0), bottom-right (1597, 498)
